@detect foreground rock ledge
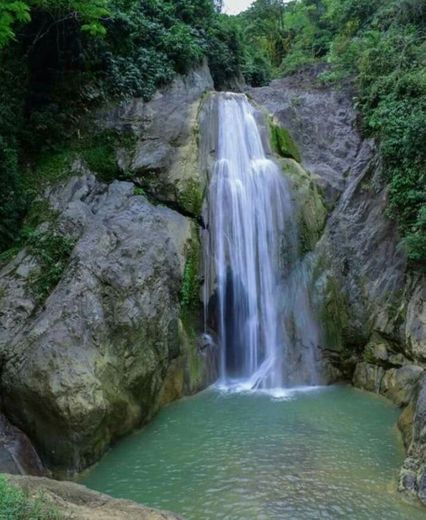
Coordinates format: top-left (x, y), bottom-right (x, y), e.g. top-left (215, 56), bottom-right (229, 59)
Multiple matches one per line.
top-left (7, 475), bottom-right (183, 520)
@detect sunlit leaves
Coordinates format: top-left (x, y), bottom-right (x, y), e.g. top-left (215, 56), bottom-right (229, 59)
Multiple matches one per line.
top-left (0, 0), bottom-right (110, 47)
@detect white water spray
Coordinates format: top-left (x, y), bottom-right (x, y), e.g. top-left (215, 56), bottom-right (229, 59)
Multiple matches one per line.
top-left (204, 93), bottom-right (321, 391)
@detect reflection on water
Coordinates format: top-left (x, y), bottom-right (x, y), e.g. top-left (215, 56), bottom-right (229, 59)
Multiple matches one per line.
top-left (83, 386), bottom-right (424, 520)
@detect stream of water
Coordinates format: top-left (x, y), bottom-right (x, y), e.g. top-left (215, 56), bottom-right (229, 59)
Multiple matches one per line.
top-left (83, 386), bottom-right (423, 520)
top-left (204, 93), bottom-right (321, 391)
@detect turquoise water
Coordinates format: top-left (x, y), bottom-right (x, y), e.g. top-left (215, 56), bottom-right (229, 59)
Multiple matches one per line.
top-left (83, 386), bottom-right (424, 519)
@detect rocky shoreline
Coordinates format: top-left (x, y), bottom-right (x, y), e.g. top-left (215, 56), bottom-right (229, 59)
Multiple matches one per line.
top-left (7, 474), bottom-right (183, 520)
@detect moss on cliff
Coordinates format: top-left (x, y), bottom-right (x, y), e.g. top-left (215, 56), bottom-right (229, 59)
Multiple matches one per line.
top-left (280, 158), bottom-right (327, 254)
top-left (321, 276), bottom-right (349, 350)
top-left (178, 229), bottom-right (209, 391)
top-left (269, 120), bottom-right (301, 163)
top-left (311, 255), bottom-right (349, 351)
top-left (27, 228), bottom-right (76, 302)
top-left (32, 151), bottom-right (72, 188)
top-left (32, 129), bottom-right (137, 191)
top-left (180, 235), bottom-right (202, 314)
top-left (178, 178), bottom-right (204, 218)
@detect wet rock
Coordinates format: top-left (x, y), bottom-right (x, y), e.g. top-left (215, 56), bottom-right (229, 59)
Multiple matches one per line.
top-left (399, 457), bottom-right (419, 495)
top-left (364, 334), bottom-right (391, 366)
top-left (7, 475), bottom-right (183, 520)
top-left (352, 362), bottom-right (384, 393)
top-left (399, 374), bottom-right (426, 504)
top-left (0, 414), bottom-right (44, 476)
top-left (399, 403), bottom-right (415, 449)
top-left (381, 366), bottom-right (424, 406)
top-left (406, 280), bottom-right (426, 363)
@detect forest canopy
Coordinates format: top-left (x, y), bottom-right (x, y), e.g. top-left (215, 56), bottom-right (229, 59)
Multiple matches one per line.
top-left (0, 0), bottom-right (425, 264)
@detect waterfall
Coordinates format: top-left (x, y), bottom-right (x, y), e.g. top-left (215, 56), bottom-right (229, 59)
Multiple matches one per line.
top-left (204, 93), bottom-right (321, 391)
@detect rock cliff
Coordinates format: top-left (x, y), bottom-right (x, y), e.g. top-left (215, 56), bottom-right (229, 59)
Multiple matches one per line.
top-left (0, 64), bottom-right (217, 475)
top-left (249, 68), bottom-right (426, 504)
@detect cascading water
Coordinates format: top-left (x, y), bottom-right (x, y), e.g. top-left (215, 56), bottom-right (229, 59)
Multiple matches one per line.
top-left (204, 93), bottom-right (321, 391)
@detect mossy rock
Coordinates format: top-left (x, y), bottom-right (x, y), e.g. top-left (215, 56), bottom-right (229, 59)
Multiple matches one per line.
top-left (312, 256), bottom-right (349, 351)
top-left (79, 130), bottom-right (136, 183)
top-left (27, 228), bottom-right (76, 302)
top-left (280, 157), bottom-right (327, 253)
top-left (180, 231), bottom-right (202, 314)
top-left (29, 150), bottom-right (73, 191)
top-left (269, 119), bottom-right (301, 163)
top-left (177, 178), bottom-right (204, 218)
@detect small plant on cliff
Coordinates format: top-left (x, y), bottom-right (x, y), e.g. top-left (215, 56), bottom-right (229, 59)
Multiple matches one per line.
top-left (0, 476), bottom-right (62, 519)
top-left (269, 121), bottom-right (302, 163)
top-left (27, 228), bottom-right (76, 302)
top-left (180, 240), bottom-right (201, 313)
top-left (179, 179), bottom-right (204, 218)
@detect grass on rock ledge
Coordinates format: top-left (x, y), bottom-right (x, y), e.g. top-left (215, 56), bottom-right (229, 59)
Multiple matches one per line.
top-left (0, 476), bottom-right (62, 520)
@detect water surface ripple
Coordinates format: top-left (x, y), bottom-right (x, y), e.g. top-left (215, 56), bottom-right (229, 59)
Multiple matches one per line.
top-left (83, 386), bottom-right (424, 519)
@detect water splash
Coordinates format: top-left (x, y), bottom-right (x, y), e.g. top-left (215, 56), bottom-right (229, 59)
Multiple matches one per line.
top-left (204, 93), bottom-right (321, 391)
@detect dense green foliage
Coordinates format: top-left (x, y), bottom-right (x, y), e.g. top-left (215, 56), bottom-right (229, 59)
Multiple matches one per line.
top-left (0, 0), bottom-right (250, 253)
top-left (0, 475), bottom-right (62, 519)
top-left (237, 0), bottom-right (426, 265)
top-left (0, 0), bottom-right (424, 265)
top-left (0, 1), bottom-right (108, 47)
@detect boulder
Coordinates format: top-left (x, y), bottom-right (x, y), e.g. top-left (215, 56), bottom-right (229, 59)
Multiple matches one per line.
top-left (0, 175), bottom-right (216, 474)
top-left (0, 64), bottom-right (217, 476)
top-left (0, 415), bottom-right (44, 476)
top-left (381, 366), bottom-right (424, 406)
top-left (99, 62), bottom-right (214, 218)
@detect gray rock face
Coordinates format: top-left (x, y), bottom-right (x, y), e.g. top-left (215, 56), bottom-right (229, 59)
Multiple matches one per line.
top-left (248, 75), bottom-right (362, 203)
top-left (250, 68), bottom-right (425, 504)
top-left (8, 475), bottom-right (183, 520)
top-left (0, 174), bottom-right (216, 474)
top-left (0, 65), bottom-right (216, 476)
top-left (100, 62), bottom-right (214, 217)
top-left (0, 415), bottom-right (45, 476)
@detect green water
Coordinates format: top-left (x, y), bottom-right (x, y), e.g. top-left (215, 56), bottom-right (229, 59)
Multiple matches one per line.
top-left (83, 386), bottom-right (425, 519)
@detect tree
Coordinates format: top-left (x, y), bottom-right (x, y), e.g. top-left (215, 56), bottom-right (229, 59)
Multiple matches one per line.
top-left (0, 1), bottom-right (31, 47)
top-left (0, 0), bottom-right (109, 48)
